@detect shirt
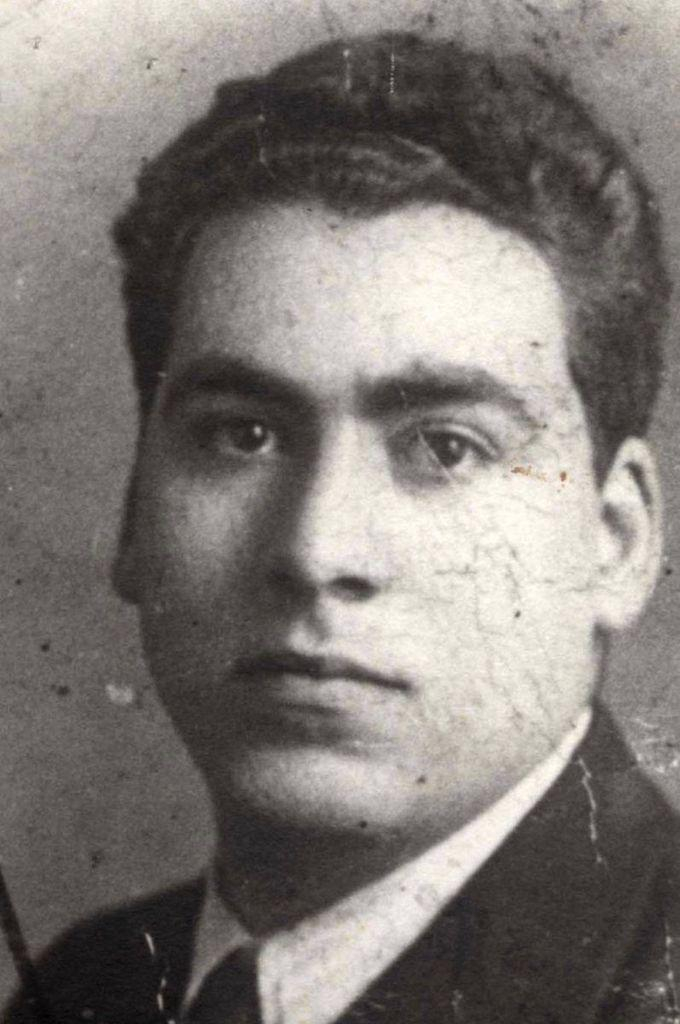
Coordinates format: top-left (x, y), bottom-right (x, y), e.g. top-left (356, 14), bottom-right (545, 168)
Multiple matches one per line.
top-left (185, 708), bottom-right (591, 1024)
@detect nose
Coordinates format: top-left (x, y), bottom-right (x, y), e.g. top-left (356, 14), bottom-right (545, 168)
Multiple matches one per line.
top-left (268, 425), bottom-right (392, 602)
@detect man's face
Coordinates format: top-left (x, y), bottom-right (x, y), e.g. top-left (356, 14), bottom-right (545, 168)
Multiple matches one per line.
top-left (123, 202), bottom-right (605, 847)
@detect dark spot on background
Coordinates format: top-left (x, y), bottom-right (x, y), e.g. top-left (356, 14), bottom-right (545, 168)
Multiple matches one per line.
top-left (521, 0), bottom-right (544, 18)
top-left (40, 641), bottom-right (50, 652)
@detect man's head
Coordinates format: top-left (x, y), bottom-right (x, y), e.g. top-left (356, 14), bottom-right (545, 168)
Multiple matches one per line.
top-left (113, 35), bottom-right (668, 853)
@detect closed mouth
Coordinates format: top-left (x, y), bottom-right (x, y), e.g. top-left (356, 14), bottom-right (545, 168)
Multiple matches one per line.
top-left (231, 650), bottom-right (410, 692)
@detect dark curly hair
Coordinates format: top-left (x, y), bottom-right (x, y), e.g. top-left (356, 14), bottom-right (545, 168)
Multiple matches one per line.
top-left (114, 32), bottom-right (671, 474)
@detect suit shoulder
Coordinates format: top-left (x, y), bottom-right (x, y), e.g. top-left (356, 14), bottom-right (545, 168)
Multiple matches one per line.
top-left (594, 734), bottom-right (680, 857)
top-left (3, 879), bottom-right (203, 1024)
top-left (572, 706), bottom-right (680, 853)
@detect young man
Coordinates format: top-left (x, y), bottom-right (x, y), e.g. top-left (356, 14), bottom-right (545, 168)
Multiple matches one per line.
top-left (8, 31), bottom-right (678, 1024)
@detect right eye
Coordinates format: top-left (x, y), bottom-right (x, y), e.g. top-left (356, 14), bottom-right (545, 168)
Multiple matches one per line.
top-left (194, 416), bottom-right (278, 459)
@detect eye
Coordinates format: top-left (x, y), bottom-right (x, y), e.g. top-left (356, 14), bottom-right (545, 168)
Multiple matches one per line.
top-left (418, 429), bottom-right (473, 470)
top-left (196, 416), bottom-right (277, 458)
top-left (395, 425), bottom-right (491, 483)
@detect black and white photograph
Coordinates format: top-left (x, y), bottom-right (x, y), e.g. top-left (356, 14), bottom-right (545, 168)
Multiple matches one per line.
top-left (2, 2), bottom-right (680, 1021)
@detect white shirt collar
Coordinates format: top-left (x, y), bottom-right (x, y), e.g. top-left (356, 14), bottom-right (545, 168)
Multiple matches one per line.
top-left (185, 707), bottom-right (591, 1024)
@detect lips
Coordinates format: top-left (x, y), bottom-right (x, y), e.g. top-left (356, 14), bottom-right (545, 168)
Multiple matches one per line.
top-left (231, 650), bottom-right (410, 692)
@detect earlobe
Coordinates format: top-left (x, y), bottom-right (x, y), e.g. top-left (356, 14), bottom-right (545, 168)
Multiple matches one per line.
top-left (594, 437), bottom-right (662, 633)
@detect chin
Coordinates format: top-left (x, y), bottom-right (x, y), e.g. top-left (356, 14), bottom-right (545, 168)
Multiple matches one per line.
top-left (204, 744), bottom-right (425, 839)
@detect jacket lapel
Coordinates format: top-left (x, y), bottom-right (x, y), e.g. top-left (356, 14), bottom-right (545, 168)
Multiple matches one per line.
top-left (92, 878), bottom-right (205, 1024)
top-left (141, 878), bottom-right (206, 1022)
top-left (457, 705), bottom-right (678, 1023)
top-left (337, 705), bottom-right (675, 1024)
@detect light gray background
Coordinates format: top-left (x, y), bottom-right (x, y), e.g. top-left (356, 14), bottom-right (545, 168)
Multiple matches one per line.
top-left (1, 0), bottom-right (680, 1004)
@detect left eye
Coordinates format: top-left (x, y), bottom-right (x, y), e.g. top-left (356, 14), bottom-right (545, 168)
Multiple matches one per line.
top-left (418, 430), bottom-right (473, 470)
top-left (396, 426), bottom-right (487, 482)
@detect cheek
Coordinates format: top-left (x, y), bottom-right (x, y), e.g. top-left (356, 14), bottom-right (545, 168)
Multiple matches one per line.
top-left (133, 478), bottom-right (274, 684)
top-left (139, 477), bottom-right (263, 602)
top-left (397, 476), bottom-right (598, 721)
top-left (402, 471), bottom-right (597, 586)
top-left (134, 486), bottom-right (264, 700)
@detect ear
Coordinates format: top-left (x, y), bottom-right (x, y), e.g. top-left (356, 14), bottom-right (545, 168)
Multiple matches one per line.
top-left (594, 437), bottom-right (662, 633)
top-left (112, 468), bottom-right (142, 605)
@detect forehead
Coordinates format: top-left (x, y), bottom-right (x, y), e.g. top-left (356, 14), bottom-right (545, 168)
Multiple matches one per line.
top-left (172, 202), bottom-right (573, 409)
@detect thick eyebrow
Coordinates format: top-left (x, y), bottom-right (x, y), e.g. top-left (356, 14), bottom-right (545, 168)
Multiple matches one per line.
top-left (161, 355), bottom-right (309, 415)
top-left (162, 354), bottom-right (541, 430)
top-left (358, 363), bottom-right (541, 428)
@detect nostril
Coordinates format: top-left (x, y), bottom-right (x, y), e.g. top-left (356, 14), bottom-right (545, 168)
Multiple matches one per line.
top-left (329, 576), bottom-right (377, 601)
top-left (267, 566), bottom-right (381, 602)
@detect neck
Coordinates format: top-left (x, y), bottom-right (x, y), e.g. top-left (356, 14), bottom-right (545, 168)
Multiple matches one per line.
top-left (213, 809), bottom-right (419, 936)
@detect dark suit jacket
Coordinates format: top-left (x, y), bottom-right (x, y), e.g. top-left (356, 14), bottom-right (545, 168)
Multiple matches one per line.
top-left (6, 706), bottom-right (680, 1024)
